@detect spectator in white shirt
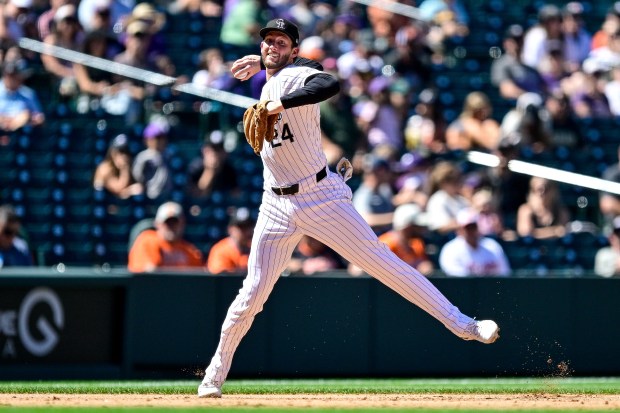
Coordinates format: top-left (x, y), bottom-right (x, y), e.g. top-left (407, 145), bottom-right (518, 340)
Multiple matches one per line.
top-left (439, 208), bottom-right (511, 277)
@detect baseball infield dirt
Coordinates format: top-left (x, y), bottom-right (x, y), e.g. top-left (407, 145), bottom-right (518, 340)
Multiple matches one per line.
top-left (2, 393), bottom-right (620, 409)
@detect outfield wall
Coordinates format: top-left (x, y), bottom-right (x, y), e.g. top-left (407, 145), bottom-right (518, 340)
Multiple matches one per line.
top-left (0, 269), bottom-right (618, 379)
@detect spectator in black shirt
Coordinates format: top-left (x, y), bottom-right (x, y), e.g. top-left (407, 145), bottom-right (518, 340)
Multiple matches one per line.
top-left (186, 130), bottom-right (239, 199)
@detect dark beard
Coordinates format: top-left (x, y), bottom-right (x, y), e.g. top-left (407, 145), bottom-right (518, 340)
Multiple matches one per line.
top-left (262, 51), bottom-right (292, 71)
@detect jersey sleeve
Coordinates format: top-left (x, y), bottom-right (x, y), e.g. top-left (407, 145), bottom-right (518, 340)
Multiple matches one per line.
top-left (280, 72), bottom-right (340, 109)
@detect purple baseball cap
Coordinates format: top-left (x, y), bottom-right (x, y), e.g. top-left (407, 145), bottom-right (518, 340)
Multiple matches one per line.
top-left (143, 121), bottom-right (169, 139)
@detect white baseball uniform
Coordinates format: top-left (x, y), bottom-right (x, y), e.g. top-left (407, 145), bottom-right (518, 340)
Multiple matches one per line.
top-left (202, 64), bottom-right (481, 387)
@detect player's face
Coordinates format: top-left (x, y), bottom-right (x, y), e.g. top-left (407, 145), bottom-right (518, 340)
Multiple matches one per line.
top-left (261, 32), bottom-right (298, 71)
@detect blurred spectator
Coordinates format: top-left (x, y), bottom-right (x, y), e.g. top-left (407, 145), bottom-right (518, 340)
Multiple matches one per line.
top-left (41, 4), bottom-right (84, 97)
top-left (352, 156), bottom-right (395, 236)
top-left (37, 0), bottom-right (71, 39)
top-left (383, 20), bottom-right (433, 91)
top-left (132, 120), bottom-right (173, 200)
top-left (298, 35), bottom-right (325, 62)
top-left (366, 0), bottom-right (405, 43)
top-left (425, 161), bottom-right (469, 234)
top-left (0, 59), bottom-right (45, 131)
top-left (594, 215), bottom-right (620, 278)
top-left (499, 92), bottom-right (553, 154)
top-left (0, 204), bottom-right (33, 267)
top-left (0, 0), bottom-right (38, 43)
top-left (111, 19), bottom-right (163, 122)
top-left (168, 0), bottom-right (222, 17)
top-left (320, 12), bottom-right (361, 58)
top-left (74, 29), bottom-right (124, 103)
top-left (336, 30), bottom-right (380, 89)
top-left (485, 143), bottom-right (530, 227)
top-left (419, 0), bottom-right (469, 29)
top-left (387, 78), bottom-right (412, 126)
top-left (186, 130), bottom-right (239, 199)
top-left (354, 76), bottom-right (404, 153)
top-left (470, 188), bottom-right (504, 238)
top-left (80, 0), bottom-right (114, 34)
top-left (192, 48), bottom-right (234, 90)
top-left (459, 171), bottom-right (487, 205)
top-left (128, 201), bottom-right (204, 273)
top-left (421, 0), bottom-right (469, 56)
top-left (392, 151), bottom-right (430, 209)
top-left (93, 134), bottom-right (142, 198)
top-left (288, 235), bottom-right (345, 276)
top-left (378, 203), bottom-right (434, 276)
top-left (521, 4), bottom-right (564, 70)
top-left (605, 64), bottom-right (620, 116)
top-left (206, 207), bottom-right (254, 274)
top-left (78, 0), bottom-right (134, 34)
top-left (320, 81), bottom-right (362, 165)
top-left (537, 41), bottom-right (570, 96)
top-left (583, 27), bottom-right (620, 72)
top-left (561, 2), bottom-right (591, 72)
top-left (516, 176), bottom-right (570, 239)
top-left (404, 88), bottom-right (447, 155)
top-left (218, 0), bottom-right (267, 60)
top-left (564, 65), bottom-right (612, 119)
top-left (491, 24), bottom-right (546, 100)
top-left (591, 2), bottom-right (620, 51)
top-left (438, 208), bottom-right (511, 277)
top-left (123, 3), bottom-right (167, 59)
top-left (599, 145), bottom-right (620, 233)
top-left (545, 91), bottom-right (582, 148)
top-left (445, 91), bottom-right (500, 152)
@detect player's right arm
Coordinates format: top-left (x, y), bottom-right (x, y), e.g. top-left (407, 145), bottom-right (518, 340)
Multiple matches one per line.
top-left (231, 55), bottom-right (324, 80)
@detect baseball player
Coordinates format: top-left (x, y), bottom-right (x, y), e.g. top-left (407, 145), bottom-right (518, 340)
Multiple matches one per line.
top-left (198, 18), bottom-right (500, 398)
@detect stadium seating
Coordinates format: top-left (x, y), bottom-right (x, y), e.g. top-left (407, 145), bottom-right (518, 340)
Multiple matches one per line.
top-left (0, 1), bottom-right (613, 275)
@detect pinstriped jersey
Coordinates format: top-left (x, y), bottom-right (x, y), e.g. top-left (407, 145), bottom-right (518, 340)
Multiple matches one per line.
top-left (259, 64), bottom-right (327, 188)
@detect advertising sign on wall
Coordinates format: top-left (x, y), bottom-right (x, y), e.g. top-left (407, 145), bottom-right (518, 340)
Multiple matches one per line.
top-left (0, 286), bottom-right (124, 364)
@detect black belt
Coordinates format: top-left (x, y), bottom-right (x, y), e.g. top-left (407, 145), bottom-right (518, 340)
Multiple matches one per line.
top-left (271, 167), bottom-right (327, 196)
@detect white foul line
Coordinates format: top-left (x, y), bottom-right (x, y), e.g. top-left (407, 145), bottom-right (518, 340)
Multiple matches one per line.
top-left (349, 0), bottom-right (426, 21)
top-left (173, 83), bottom-right (257, 109)
top-left (19, 38), bottom-right (177, 86)
top-left (467, 151), bottom-right (620, 195)
top-left (18, 37), bottom-right (255, 108)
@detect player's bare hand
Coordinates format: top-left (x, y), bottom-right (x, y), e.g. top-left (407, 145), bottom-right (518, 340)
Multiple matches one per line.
top-left (231, 55), bottom-right (261, 81)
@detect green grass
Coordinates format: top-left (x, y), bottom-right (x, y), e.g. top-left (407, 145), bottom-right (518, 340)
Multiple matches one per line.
top-left (0, 378), bottom-right (618, 412)
top-left (0, 377), bottom-right (619, 395)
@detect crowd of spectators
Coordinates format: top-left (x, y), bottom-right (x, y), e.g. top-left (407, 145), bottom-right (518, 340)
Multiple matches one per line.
top-left (0, 0), bottom-right (619, 278)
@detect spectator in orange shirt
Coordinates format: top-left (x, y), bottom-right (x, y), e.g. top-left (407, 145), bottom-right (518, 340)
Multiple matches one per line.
top-left (206, 207), bottom-right (254, 274)
top-left (287, 235), bottom-right (345, 275)
top-left (128, 201), bottom-right (204, 273)
top-left (378, 203), bottom-right (434, 276)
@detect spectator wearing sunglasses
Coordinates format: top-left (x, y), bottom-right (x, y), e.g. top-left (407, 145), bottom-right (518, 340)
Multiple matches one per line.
top-left (0, 204), bottom-right (33, 268)
top-left (128, 201), bottom-right (204, 273)
top-left (41, 4), bottom-right (84, 96)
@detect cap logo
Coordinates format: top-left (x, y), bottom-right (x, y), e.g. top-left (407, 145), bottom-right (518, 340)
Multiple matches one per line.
top-left (275, 19), bottom-right (285, 29)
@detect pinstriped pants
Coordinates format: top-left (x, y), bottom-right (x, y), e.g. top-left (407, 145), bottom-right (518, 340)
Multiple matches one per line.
top-left (204, 171), bottom-right (474, 385)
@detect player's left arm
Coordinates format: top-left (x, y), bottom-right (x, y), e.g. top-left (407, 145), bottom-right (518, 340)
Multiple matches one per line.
top-left (266, 73), bottom-right (340, 114)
